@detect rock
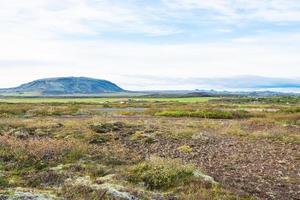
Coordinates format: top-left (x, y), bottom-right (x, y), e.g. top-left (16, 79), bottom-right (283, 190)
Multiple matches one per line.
top-left (11, 192), bottom-right (52, 200)
top-left (0, 195), bottom-right (8, 200)
top-left (193, 170), bottom-right (218, 185)
top-left (52, 123), bottom-right (64, 128)
top-left (192, 132), bottom-right (209, 141)
top-left (96, 174), bottom-right (116, 182)
top-left (13, 130), bottom-right (29, 139)
top-left (50, 164), bottom-right (66, 172)
top-left (66, 176), bottom-right (139, 200)
top-left (100, 183), bottom-right (138, 200)
top-left (2, 191), bottom-right (58, 200)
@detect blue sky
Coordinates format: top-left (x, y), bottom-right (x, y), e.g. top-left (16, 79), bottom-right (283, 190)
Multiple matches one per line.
top-left (0, 0), bottom-right (300, 90)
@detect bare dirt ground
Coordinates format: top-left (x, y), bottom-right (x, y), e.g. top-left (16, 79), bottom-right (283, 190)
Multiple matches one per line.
top-left (110, 117), bottom-right (300, 200)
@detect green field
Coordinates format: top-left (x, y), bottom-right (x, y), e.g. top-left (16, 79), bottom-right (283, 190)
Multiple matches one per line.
top-left (0, 97), bottom-right (217, 103)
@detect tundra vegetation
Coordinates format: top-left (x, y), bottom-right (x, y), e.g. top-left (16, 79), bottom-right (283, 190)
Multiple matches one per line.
top-left (0, 96), bottom-right (299, 199)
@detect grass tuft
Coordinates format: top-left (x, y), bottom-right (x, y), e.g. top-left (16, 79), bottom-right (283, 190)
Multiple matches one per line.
top-left (177, 145), bottom-right (193, 153)
top-left (127, 156), bottom-right (194, 190)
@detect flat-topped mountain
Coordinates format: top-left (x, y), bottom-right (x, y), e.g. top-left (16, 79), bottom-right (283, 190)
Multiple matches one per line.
top-left (0, 77), bottom-right (124, 95)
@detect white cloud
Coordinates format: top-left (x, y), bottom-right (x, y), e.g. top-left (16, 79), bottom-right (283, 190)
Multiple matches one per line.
top-left (163, 0), bottom-right (300, 23)
top-left (1, 36), bottom-right (300, 89)
top-left (0, 0), bottom-right (177, 39)
top-left (0, 0), bottom-right (300, 90)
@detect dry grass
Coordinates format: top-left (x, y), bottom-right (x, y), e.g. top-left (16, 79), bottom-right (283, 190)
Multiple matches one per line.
top-left (0, 135), bottom-right (90, 168)
top-left (177, 179), bottom-right (256, 200)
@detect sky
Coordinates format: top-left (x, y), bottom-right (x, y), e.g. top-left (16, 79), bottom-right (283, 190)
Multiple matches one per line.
top-left (0, 0), bottom-right (300, 90)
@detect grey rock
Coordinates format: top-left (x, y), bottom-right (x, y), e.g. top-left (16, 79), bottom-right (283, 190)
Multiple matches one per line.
top-left (13, 130), bottom-right (29, 139)
top-left (193, 170), bottom-right (218, 185)
top-left (6, 191), bottom-right (56, 200)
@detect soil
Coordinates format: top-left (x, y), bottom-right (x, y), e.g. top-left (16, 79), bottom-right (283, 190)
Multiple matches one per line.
top-left (114, 117), bottom-right (300, 200)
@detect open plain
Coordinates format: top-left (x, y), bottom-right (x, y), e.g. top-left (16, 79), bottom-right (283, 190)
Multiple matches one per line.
top-left (0, 97), bottom-right (299, 200)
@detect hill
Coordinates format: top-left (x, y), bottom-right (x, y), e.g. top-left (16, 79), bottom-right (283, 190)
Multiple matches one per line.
top-left (0, 77), bottom-right (125, 96)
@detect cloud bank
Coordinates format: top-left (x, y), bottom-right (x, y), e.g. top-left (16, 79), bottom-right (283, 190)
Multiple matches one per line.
top-left (0, 0), bottom-right (300, 90)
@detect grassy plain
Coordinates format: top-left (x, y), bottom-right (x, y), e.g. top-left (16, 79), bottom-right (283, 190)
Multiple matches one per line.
top-left (0, 96), bottom-right (299, 199)
top-left (0, 97), bottom-right (216, 103)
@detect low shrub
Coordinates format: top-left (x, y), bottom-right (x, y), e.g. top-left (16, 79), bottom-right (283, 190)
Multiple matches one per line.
top-left (141, 136), bottom-right (156, 144)
top-left (129, 131), bottom-right (157, 144)
top-left (251, 131), bottom-right (300, 144)
top-left (90, 122), bottom-right (126, 133)
top-left (61, 184), bottom-right (107, 200)
top-left (0, 135), bottom-right (90, 169)
top-left (0, 104), bottom-right (31, 116)
top-left (199, 119), bottom-right (222, 130)
top-left (177, 145), bottom-right (193, 153)
top-left (177, 178), bottom-right (256, 200)
top-left (155, 110), bottom-right (251, 119)
top-left (26, 170), bottom-right (67, 187)
top-left (25, 105), bottom-right (80, 117)
top-left (224, 124), bottom-right (247, 137)
top-left (280, 107), bottom-right (300, 114)
top-left (0, 176), bottom-right (9, 188)
top-left (169, 127), bottom-right (198, 139)
top-left (231, 110), bottom-right (252, 118)
top-left (244, 118), bottom-right (276, 127)
top-left (89, 135), bottom-right (111, 144)
top-left (129, 131), bottom-right (144, 141)
top-left (127, 156), bottom-right (194, 190)
top-left (272, 113), bottom-right (300, 125)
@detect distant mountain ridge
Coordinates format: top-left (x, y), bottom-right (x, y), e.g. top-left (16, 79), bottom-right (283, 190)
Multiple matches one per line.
top-left (0, 76), bottom-right (299, 97)
top-left (0, 77), bottom-right (124, 95)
